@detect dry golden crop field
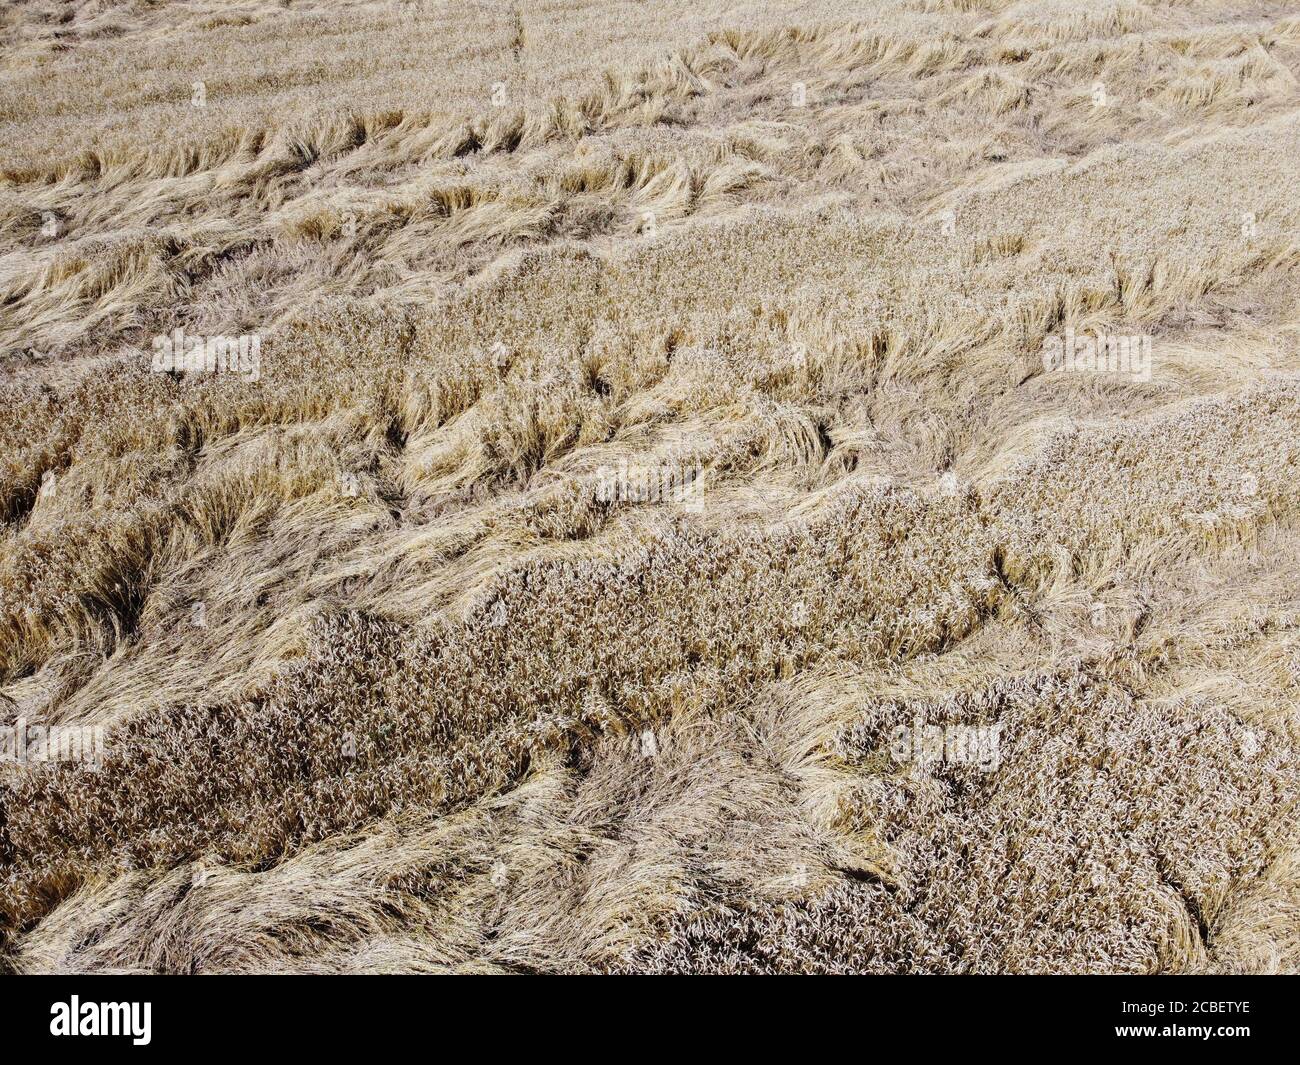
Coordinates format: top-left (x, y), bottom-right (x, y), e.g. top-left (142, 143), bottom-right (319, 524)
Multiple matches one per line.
top-left (1, 0), bottom-right (1299, 979)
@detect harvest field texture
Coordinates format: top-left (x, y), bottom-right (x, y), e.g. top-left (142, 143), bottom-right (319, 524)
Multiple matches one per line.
top-left (1, 0), bottom-right (1299, 974)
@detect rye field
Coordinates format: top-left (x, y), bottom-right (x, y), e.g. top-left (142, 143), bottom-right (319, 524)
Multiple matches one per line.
top-left (1, 0), bottom-right (1299, 974)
